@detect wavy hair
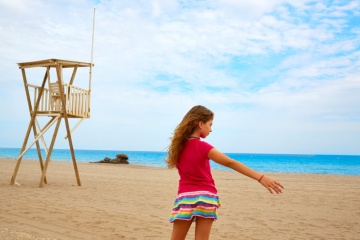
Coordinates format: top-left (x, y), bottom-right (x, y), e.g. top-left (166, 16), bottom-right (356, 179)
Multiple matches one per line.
top-left (166, 105), bottom-right (214, 169)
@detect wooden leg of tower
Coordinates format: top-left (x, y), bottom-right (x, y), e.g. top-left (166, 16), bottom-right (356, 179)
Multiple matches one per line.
top-left (56, 63), bottom-right (81, 186)
top-left (39, 118), bottom-right (61, 187)
top-left (10, 115), bottom-right (37, 185)
top-left (33, 124), bottom-right (47, 184)
top-left (64, 115), bottom-right (81, 186)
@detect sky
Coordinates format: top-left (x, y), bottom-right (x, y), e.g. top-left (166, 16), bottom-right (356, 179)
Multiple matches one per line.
top-left (0, 0), bottom-right (359, 155)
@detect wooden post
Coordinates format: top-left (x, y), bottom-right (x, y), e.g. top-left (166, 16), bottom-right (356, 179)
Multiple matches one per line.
top-left (39, 118), bottom-right (61, 187)
top-left (56, 63), bottom-right (81, 186)
top-left (69, 66), bottom-right (78, 85)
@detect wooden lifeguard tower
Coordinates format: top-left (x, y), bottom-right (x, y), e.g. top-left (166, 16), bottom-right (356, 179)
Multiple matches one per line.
top-left (10, 59), bottom-right (94, 187)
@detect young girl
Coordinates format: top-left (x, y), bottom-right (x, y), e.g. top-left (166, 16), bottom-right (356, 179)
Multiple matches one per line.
top-left (167, 105), bottom-right (284, 240)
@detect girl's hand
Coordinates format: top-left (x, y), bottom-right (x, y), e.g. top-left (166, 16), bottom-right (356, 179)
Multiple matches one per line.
top-left (259, 176), bottom-right (284, 194)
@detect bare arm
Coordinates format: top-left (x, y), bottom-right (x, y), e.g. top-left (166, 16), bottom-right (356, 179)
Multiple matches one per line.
top-left (208, 148), bottom-right (284, 194)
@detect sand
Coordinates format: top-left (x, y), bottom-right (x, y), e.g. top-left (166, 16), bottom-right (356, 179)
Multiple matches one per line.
top-left (1, 158), bottom-right (359, 239)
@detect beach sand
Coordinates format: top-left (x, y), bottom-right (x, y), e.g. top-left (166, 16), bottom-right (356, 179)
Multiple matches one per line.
top-left (1, 158), bottom-right (359, 239)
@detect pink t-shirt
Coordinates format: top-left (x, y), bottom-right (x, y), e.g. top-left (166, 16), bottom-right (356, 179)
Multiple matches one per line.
top-left (176, 138), bottom-right (217, 194)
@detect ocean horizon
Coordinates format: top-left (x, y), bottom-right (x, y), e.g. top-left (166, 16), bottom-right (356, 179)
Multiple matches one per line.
top-left (1, 147), bottom-right (359, 176)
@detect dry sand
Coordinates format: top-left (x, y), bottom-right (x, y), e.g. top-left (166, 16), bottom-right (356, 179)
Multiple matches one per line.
top-left (1, 158), bottom-right (359, 239)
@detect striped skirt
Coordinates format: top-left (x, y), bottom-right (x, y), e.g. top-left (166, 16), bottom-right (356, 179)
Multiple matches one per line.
top-left (169, 191), bottom-right (221, 222)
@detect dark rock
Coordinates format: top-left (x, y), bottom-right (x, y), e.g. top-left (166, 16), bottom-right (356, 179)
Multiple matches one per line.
top-left (91, 154), bottom-right (129, 164)
top-left (111, 158), bottom-right (129, 164)
top-left (116, 154), bottom-right (128, 160)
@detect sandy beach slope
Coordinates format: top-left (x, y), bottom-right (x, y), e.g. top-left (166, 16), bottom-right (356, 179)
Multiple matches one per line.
top-left (1, 158), bottom-right (359, 239)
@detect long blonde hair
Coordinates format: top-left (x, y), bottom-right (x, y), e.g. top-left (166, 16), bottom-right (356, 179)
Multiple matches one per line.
top-left (167, 105), bottom-right (214, 169)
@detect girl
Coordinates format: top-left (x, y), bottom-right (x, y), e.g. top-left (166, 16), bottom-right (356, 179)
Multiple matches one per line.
top-left (167, 105), bottom-right (284, 240)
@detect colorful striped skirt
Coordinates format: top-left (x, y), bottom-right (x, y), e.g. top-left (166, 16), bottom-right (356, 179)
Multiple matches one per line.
top-left (169, 191), bottom-right (221, 222)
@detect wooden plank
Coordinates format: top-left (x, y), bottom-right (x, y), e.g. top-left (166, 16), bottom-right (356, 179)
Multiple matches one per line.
top-left (18, 62), bottom-right (57, 69)
top-left (18, 59), bottom-right (93, 69)
top-left (39, 117), bottom-right (61, 187)
top-left (35, 112), bottom-right (62, 116)
top-left (69, 66), bottom-right (78, 85)
top-left (33, 69), bottom-right (51, 184)
top-left (56, 64), bottom-right (81, 186)
top-left (10, 119), bottom-right (34, 185)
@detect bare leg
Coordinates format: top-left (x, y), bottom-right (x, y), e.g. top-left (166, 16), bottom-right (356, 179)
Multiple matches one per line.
top-left (195, 217), bottom-right (213, 240)
top-left (171, 219), bottom-right (193, 240)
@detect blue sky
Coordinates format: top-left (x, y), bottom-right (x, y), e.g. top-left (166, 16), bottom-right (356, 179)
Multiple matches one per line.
top-left (0, 0), bottom-right (359, 155)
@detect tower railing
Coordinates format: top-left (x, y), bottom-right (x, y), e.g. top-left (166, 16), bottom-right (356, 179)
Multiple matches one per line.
top-left (27, 83), bottom-right (90, 118)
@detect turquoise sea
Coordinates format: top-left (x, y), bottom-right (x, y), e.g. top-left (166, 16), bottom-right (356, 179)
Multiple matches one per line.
top-left (1, 148), bottom-right (359, 176)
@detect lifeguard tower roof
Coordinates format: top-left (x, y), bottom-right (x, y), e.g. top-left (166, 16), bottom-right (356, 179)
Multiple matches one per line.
top-left (17, 59), bottom-right (94, 69)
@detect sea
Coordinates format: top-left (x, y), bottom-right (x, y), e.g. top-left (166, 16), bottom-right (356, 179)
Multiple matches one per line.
top-left (1, 148), bottom-right (359, 176)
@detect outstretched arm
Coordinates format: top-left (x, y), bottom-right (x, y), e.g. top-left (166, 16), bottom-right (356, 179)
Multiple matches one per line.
top-left (208, 148), bottom-right (284, 194)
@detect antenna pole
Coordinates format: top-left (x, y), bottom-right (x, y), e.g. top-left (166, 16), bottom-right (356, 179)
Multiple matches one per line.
top-left (88, 8), bottom-right (95, 116)
top-left (89, 8), bottom-right (95, 91)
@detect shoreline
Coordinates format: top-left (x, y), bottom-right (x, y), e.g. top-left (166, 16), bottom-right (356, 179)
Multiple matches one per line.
top-left (1, 157), bottom-right (359, 177)
top-left (1, 158), bottom-right (360, 239)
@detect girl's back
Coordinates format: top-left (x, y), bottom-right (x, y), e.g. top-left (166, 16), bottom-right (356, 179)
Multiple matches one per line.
top-left (176, 138), bottom-right (216, 194)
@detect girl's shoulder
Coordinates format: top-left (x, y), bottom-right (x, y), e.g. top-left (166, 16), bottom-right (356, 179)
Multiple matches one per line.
top-left (198, 139), bottom-right (214, 151)
top-left (187, 138), bottom-right (213, 149)
top-left (199, 138), bottom-right (213, 145)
